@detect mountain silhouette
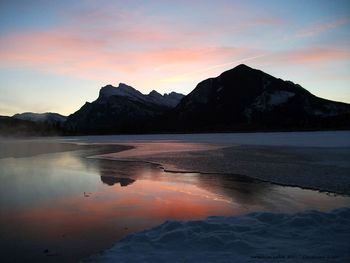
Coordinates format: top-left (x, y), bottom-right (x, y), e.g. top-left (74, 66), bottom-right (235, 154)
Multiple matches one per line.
top-left (164, 64), bottom-right (350, 131)
top-left (65, 83), bottom-right (184, 134)
top-left (2, 64), bottom-right (349, 136)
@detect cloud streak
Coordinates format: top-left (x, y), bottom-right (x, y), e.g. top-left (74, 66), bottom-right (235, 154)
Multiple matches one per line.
top-left (296, 17), bottom-right (350, 38)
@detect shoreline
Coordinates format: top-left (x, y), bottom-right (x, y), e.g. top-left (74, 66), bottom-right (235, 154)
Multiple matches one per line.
top-left (87, 142), bottom-right (350, 196)
top-left (83, 207), bottom-right (350, 263)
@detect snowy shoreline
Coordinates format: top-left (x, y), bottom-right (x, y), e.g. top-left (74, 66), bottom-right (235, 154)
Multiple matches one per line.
top-left (83, 208), bottom-right (350, 263)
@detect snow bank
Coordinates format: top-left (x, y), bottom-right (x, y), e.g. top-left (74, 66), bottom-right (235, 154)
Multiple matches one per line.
top-left (83, 208), bottom-right (350, 263)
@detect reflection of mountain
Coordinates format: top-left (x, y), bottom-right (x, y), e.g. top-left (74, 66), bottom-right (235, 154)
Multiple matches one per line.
top-left (100, 176), bottom-right (135, 187)
top-left (77, 147), bottom-right (278, 208)
top-left (95, 159), bottom-right (158, 187)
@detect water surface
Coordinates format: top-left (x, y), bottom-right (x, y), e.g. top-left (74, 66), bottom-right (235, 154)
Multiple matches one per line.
top-left (0, 141), bottom-right (349, 262)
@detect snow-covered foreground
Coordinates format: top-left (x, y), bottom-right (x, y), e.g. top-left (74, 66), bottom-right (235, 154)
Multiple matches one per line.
top-left (84, 208), bottom-right (350, 263)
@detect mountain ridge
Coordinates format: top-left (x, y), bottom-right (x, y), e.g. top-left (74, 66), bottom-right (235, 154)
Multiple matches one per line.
top-left (97, 83), bottom-right (185, 108)
top-left (2, 64), bottom-right (349, 136)
top-left (164, 64), bottom-right (350, 131)
top-left (64, 83), bottom-right (185, 134)
top-left (13, 112), bottom-right (67, 124)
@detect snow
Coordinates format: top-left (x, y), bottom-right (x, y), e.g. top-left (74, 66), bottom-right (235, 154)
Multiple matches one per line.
top-left (99, 83), bottom-right (145, 102)
top-left (98, 83), bottom-right (184, 107)
top-left (146, 90), bottom-right (184, 108)
top-left (83, 208), bottom-right (350, 263)
top-left (268, 90), bottom-right (295, 106)
top-left (251, 90), bottom-right (295, 111)
top-left (12, 112), bottom-right (66, 123)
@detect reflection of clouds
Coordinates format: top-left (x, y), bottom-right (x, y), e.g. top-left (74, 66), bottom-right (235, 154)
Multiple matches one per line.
top-left (157, 184), bottom-right (233, 205)
top-left (3, 179), bottom-right (237, 239)
top-left (93, 156), bottom-right (274, 210)
top-left (93, 142), bottom-right (224, 159)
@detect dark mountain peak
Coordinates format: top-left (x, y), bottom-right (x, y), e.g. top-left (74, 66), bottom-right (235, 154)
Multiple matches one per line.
top-left (146, 90), bottom-right (184, 108)
top-left (169, 64), bottom-right (350, 131)
top-left (167, 91), bottom-right (184, 97)
top-left (99, 84), bottom-right (117, 98)
top-left (102, 84), bottom-right (115, 88)
top-left (233, 64), bottom-right (253, 71)
top-left (220, 64), bottom-right (266, 79)
top-left (149, 90), bottom-right (162, 96)
top-left (98, 83), bottom-right (144, 101)
top-left (118, 82), bottom-right (138, 92)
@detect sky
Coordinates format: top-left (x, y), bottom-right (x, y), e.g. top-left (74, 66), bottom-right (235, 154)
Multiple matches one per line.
top-left (0, 0), bottom-right (349, 116)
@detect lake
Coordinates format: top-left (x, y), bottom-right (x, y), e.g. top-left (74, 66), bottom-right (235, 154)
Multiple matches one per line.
top-left (0, 135), bottom-right (349, 262)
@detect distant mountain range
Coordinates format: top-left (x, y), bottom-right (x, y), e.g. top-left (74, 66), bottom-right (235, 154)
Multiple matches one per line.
top-left (1, 64), bottom-right (349, 136)
top-left (13, 112), bottom-right (67, 124)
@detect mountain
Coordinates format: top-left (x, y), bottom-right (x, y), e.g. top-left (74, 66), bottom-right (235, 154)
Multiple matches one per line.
top-left (6, 64), bottom-right (349, 136)
top-left (13, 112), bottom-right (67, 124)
top-left (165, 64), bottom-right (350, 131)
top-left (98, 83), bottom-right (184, 108)
top-left (65, 83), bottom-right (184, 134)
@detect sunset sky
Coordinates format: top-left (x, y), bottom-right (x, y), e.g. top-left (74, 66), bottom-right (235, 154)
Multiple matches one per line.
top-left (0, 0), bottom-right (349, 116)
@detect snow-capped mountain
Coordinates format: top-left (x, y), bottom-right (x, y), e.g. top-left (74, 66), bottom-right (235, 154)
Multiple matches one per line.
top-left (9, 65), bottom-right (349, 136)
top-left (13, 112), bottom-right (67, 124)
top-left (98, 83), bottom-right (184, 108)
top-left (65, 83), bottom-right (184, 134)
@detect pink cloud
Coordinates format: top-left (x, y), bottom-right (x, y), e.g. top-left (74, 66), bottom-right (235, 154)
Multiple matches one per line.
top-left (0, 1), bottom-right (288, 85)
top-left (280, 48), bottom-right (350, 64)
top-left (0, 28), bottom-right (256, 86)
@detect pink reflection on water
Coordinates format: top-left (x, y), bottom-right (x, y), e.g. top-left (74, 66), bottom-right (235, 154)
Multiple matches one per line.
top-left (1, 178), bottom-right (239, 261)
top-left (92, 142), bottom-right (224, 159)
